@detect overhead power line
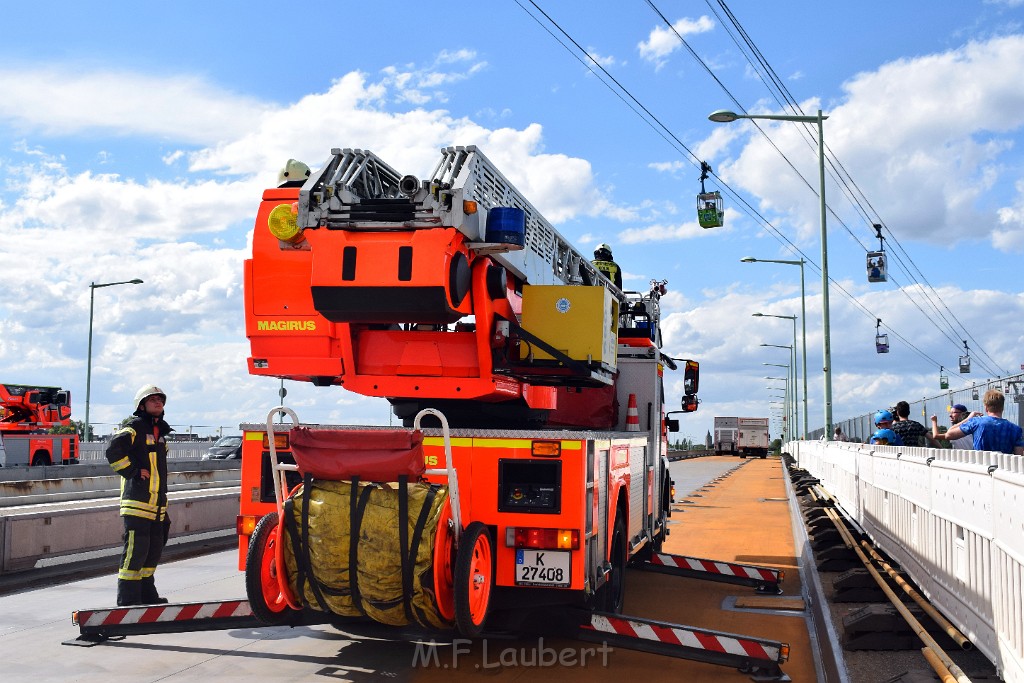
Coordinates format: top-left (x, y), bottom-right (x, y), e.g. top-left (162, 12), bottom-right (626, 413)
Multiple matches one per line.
top-left (516, 0), bottom-right (1001, 382)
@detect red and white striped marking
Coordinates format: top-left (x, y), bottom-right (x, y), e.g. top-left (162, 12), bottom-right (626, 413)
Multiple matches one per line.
top-left (585, 613), bottom-right (781, 661)
top-left (626, 394), bottom-right (640, 431)
top-left (650, 552), bottom-right (780, 582)
top-left (75, 600), bottom-right (253, 628)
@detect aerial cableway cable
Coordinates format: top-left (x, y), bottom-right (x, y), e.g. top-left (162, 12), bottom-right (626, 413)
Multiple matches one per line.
top-left (703, 0), bottom-right (1006, 375)
top-left (519, 0), bottom-right (994, 380)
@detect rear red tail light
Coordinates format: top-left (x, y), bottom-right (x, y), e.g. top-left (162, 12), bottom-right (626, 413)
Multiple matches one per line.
top-left (506, 527), bottom-right (579, 550)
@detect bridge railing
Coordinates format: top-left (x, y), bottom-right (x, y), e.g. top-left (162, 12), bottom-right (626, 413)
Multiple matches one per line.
top-left (78, 441), bottom-right (210, 461)
top-left (789, 440), bottom-right (1024, 683)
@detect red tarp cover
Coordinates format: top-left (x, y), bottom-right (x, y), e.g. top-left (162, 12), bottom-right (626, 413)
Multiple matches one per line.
top-left (289, 427), bottom-right (426, 481)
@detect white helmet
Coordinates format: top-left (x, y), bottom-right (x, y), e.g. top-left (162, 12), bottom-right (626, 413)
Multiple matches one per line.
top-left (134, 385), bottom-right (167, 411)
top-left (278, 159), bottom-right (311, 185)
top-left (594, 243), bottom-right (613, 259)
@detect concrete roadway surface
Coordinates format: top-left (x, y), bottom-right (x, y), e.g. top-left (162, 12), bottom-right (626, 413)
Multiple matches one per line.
top-left (0, 456), bottom-right (820, 683)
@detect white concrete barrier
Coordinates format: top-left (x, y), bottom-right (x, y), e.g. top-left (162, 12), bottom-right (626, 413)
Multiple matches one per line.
top-left (790, 440), bottom-right (1024, 683)
top-left (0, 488), bottom-right (239, 573)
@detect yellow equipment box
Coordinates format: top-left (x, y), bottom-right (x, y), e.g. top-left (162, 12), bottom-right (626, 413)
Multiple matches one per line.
top-left (521, 285), bottom-right (618, 367)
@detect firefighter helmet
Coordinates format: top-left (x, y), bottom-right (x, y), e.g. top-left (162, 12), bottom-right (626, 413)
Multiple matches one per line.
top-left (594, 243), bottom-right (613, 260)
top-left (134, 385), bottom-right (167, 411)
top-left (278, 159), bottom-right (311, 185)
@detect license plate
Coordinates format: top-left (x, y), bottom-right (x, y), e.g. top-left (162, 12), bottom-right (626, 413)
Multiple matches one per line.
top-left (515, 549), bottom-right (570, 587)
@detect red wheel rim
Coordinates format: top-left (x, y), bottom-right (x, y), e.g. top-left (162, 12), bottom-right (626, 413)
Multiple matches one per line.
top-left (433, 498), bottom-right (456, 621)
top-left (466, 531), bottom-right (492, 625)
top-left (258, 523), bottom-right (290, 613)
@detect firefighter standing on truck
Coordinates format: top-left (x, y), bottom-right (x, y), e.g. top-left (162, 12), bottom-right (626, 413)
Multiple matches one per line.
top-left (106, 385), bottom-right (172, 606)
top-left (592, 243), bottom-right (623, 289)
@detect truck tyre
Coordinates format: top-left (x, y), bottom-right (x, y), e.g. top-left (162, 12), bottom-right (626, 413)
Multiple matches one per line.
top-left (245, 512), bottom-right (300, 625)
top-left (455, 521), bottom-right (493, 637)
top-left (598, 513), bottom-right (627, 614)
top-left (31, 451), bottom-right (51, 467)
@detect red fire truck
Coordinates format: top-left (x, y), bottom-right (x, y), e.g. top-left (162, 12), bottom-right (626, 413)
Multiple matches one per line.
top-left (0, 383), bottom-right (79, 466)
top-left (228, 147), bottom-right (787, 677)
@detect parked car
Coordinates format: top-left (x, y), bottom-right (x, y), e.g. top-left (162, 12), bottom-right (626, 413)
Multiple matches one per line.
top-left (202, 435), bottom-right (243, 460)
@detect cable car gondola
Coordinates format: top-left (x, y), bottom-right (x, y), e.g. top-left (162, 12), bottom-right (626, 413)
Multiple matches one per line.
top-left (875, 318), bottom-right (889, 353)
top-left (867, 223), bottom-right (888, 283)
top-left (697, 161), bottom-right (724, 229)
top-left (939, 366), bottom-right (949, 390)
top-left (958, 341), bottom-right (971, 374)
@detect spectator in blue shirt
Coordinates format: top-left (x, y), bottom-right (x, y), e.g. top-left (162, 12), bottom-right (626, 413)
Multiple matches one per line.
top-left (943, 389), bottom-right (1024, 455)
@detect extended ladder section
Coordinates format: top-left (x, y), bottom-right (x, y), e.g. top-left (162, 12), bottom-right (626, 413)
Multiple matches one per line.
top-left (296, 145), bottom-right (620, 297)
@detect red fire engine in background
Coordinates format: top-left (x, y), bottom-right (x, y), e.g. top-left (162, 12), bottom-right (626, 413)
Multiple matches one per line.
top-left (0, 383), bottom-right (79, 466)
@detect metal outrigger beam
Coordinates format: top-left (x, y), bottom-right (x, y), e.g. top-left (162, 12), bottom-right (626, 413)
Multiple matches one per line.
top-left (639, 551), bottom-right (784, 594)
top-left (577, 611), bottom-right (790, 681)
top-left (67, 599), bottom-right (265, 646)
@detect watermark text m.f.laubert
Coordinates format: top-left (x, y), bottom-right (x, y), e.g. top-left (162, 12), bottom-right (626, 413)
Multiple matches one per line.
top-left (412, 638), bottom-right (614, 669)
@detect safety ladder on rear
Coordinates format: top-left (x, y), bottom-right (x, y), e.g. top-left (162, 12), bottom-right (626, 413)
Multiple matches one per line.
top-left (265, 406), bottom-right (461, 533)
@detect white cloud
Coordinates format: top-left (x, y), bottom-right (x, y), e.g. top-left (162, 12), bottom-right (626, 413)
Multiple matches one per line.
top-left (711, 35), bottom-right (1024, 250)
top-left (0, 67), bottom-right (274, 144)
top-left (638, 16), bottom-right (715, 69)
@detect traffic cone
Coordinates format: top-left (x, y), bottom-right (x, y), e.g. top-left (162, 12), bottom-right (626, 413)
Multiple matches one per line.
top-left (626, 394), bottom-right (639, 431)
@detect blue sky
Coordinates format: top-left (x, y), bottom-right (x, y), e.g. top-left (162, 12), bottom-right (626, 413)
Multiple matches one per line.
top-left (2, 0), bottom-right (1023, 441)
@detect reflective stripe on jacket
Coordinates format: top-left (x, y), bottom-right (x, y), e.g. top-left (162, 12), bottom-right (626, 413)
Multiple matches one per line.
top-left (106, 412), bottom-right (171, 520)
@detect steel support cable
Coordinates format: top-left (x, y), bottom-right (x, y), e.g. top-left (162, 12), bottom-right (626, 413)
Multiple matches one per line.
top-left (519, 1), bottom-right (817, 266)
top-left (872, 230), bottom-right (1004, 374)
top-left (704, 0), bottom-right (1000, 372)
top-left (808, 487), bottom-right (974, 683)
top-left (515, 0), bottom-right (701, 172)
top-left (523, 1), bottom-right (983, 378)
top-left (876, 228), bottom-right (1007, 375)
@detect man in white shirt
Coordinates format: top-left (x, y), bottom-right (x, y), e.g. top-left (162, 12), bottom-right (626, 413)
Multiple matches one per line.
top-left (930, 404), bottom-right (974, 450)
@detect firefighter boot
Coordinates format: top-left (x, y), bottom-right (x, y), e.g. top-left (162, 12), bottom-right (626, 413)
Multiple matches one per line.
top-left (117, 579), bottom-right (143, 606)
top-left (141, 577), bottom-right (169, 604)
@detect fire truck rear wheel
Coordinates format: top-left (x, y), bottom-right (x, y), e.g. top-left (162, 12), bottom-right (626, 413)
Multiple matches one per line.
top-left (599, 513), bottom-right (627, 614)
top-left (454, 522), bottom-right (493, 637)
top-left (246, 512), bottom-right (300, 625)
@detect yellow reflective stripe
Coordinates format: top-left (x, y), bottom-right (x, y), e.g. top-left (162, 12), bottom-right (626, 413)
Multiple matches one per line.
top-left (110, 456), bottom-right (132, 472)
top-left (423, 437), bottom-right (473, 448)
top-left (423, 437), bottom-right (583, 450)
top-left (121, 508), bottom-right (157, 520)
top-left (148, 450), bottom-right (159, 507)
top-left (121, 530), bottom-right (135, 571)
top-left (140, 567), bottom-right (156, 578)
top-left (114, 426), bottom-right (137, 441)
top-left (118, 568), bottom-right (144, 580)
top-left (121, 499), bottom-right (160, 513)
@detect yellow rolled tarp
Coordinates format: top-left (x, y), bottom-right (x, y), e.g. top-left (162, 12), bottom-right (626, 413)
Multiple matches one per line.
top-left (281, 477), bottom-right (452, 629)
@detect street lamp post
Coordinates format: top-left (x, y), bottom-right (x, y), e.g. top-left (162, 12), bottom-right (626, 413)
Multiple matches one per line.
top-left (764, 362), bottom-right (791, 425)
top-left (761, 343), bottom-right (794, 443)
top-left (765, 376), bottom-right (789, 439)
top-left (742, 257), bottom-right (808, 439)
top-left (86, 279), bottom-right (144, 443)
top-left (713, 108), bottom-right (831, 439)
top-left (753, 313), bottom-right (799, 438)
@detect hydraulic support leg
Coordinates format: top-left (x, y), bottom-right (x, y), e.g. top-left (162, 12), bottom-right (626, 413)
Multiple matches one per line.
top-left (578, 611), bottom-right (790, 681)
top-left (639, 551), bottom-right (784, 594)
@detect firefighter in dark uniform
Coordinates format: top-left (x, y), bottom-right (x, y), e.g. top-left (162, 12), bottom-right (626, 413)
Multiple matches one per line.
top-left (592, 243), bottom-right (623, 290)
top-left (106, 385), bottom-right (172, 606)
